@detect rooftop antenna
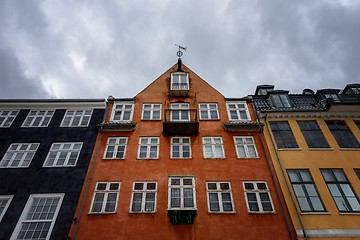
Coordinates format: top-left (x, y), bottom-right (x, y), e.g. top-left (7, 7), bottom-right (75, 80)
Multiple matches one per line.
top-left (175, 44), bottom-right (186, 71)
top-left (175, 44), bottom-right (187, 58)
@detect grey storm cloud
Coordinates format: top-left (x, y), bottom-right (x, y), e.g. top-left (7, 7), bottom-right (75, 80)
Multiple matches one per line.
top-left (0, 0), bottom-right (359, 99)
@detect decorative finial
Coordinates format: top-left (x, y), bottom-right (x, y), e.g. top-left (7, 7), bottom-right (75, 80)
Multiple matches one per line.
top-left (175, 44), bottom-right (187, 58)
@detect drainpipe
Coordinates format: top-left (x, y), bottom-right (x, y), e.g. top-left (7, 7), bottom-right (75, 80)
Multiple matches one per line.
top-left (262, 113), bottom-right (308, 240)
top-left (255, 118), bottom-right (296, 239)
top-left (70, 100), bottom-right (109, 240)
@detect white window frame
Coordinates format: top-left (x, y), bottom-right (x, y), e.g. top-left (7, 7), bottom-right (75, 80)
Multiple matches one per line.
top-left (10, 193), bottom-right (64, 240)
top-left (170, 137), bottom-right (191, 159)
top-left (202, 137), bottom-right (225, 159)
top-left (199, 103), bottom-right (219, 120)
top-left (43, 142), bottom-right (83, 167)
top-left (89, 182), bottom-right (121, 214)
top-left (0, 143), bottom-right (40, 168)
top-left (170, 72), bottom-right (189, 90)
top-left (206, 182), bottom-right (235, 213)
top-left (103, 137), bottom-right (128, 159)
top-left (22, 110), bottom-right (54, 127)
top-left (141, 104), bottom-right (162, 120)
top-left (110, 102), bottom-right (134, 122)
top-left (243, 181), bottom-right (275, 213)
top-left (137, 137), bottom-right (160, 159)
top-left (170, 103), bottom-right (190, 122)
top-left (0, 110), bottom-right (19, 128)
top-left (0, 195), bottom-right (13, 222)
top-left (60, 109), bottom-right (93, 127)
top-left (129, 181), bottom-right (157, 213)
top-left (168, 176), bottom-right (196, 210)
top-left (233, 136), bottom-right (259, 158)
top-left (226, 102), bottom-right (251, 122)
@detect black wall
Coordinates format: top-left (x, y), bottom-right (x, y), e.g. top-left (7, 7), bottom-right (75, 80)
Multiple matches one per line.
top-left (0, 108), bottom-right (104, 240)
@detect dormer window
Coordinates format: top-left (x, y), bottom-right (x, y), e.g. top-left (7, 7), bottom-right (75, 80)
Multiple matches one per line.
top-left (347, 87), bottom-right (360, 94)
top-left (270, 94), bottom-right (291, 108)
top-left (171, 72), bottom-right (189, 90)
top-left (324, 94), bottom-right (340, 102)
top-left (258, 89), bottom-right (269, 95)
top-left (343, 84), bottom-right (360, 94)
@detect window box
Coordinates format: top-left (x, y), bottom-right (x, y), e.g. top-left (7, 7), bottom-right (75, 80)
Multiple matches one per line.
top-left (168, 210), bottom-right (197, 224)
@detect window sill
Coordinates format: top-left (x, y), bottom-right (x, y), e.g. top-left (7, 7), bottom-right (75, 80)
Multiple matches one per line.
top-left (88, 211), bottom-right (117, 215)
top-left (103, 158), bottom-right (125, 160)
top-left (60, 126), bottom-right (89, 128)
top-left (308, 148), bottom-right (334, 151)
top-left (248, 211), bottom-right (276, 215)
top-left (199, 119), bottom-right (220, 121)
top-left (129, 211), bottom-right (157, 214)
top-left (141, 119), bottom-right (162, 121)
top-left (277, 148), bottom-right (302, 151)
top-left (42, 165), bottom-right (76, 168)
top-left (300, 211), bottom-right (331, 215)
top-left (208, 211), bottom-right (236, 214)
top-left (237, 157), bottom-right (260, 159)
top-left (339, 212), bottom-right (360, 215)
top-left (170, 158), bottom-right (192, 160)
top-left (137, 158), bottom-right (159, 160)
top-left (339, 148), bottom-right (360, 151)
top-left (203, 158), bottom-right (226, 160)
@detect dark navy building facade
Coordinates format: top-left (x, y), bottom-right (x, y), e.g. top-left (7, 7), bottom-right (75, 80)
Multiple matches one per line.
top-left (0, 99), bottom-right (105, 240)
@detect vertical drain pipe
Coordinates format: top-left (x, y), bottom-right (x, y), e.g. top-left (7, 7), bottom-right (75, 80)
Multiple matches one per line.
top-left (70, 100), bottom-right (109, 240)
top-left (262, 114), bottom-right (308, 240)
top-left (251, 102), bottom-right (295, 240)
top-left (257, 125), bottom-right (296, 239)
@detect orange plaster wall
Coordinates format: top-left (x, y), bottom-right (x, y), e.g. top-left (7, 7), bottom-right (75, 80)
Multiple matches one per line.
top-left (69, 64), bottom-right (294, 240)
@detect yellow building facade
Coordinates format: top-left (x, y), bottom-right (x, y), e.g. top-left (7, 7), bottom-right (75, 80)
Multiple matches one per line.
top-left (252, 84), bottom-right (360, 239)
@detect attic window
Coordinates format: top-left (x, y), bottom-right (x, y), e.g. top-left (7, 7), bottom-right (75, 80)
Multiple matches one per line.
top-left (345, 87), bottom-right (360, 94)
top-left (171, 72), bottom-right (189, 90)
top-left (324, 94), bottom-right (340, 103)
top-left (258, 89), bottom-right (269, 95)
top-left (270, 94), bottom-right (291, 108)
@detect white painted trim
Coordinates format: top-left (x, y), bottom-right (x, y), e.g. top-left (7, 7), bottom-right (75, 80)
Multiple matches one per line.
top-left (129, 181), bottom-right (157, 213)
top-left (296, 229), bottom-right (360, 238)
top-left (0, 101), bottom-right (105, 109)
top-left (10, 193), bottom-right (65, 240)
top-left (60, 109), bottom-right (93, 127)
top-left (110, 101), bottom-right (134, 122)
top-left (170, 137), bottom-right (192, 159)
top-left (0, 195), bottom-right (14, 222)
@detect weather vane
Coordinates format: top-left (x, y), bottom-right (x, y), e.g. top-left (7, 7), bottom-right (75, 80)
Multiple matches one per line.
top-left (175, 44), bottom-right (187, 58)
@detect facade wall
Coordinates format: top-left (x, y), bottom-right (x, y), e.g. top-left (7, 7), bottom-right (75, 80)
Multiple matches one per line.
top-left (0, 101), bottom-right (105, 240)
top-left (253, 86), bottom-right (360, 239)
top-left (70, 63), bottom-right (294, 240)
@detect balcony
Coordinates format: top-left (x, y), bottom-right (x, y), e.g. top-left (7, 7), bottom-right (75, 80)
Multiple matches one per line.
top-left (170, 86), bottom-right (190, 97)
top-left (223, 121), bottom-right (263, 132)
top-left (98, 121), bottom-right (137, 132)
top-left (163, 109), bottom-right (198, 135)
top-left (168, 210), bottom-right (197, 224)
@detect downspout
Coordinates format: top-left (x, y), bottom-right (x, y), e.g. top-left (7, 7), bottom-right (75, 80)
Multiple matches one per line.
top-left (70, 100), bottom-right (109, 240)
top-left (262, 113), bottom-right (308, 240)
top-left (253, 111), bottom-right (296, 240)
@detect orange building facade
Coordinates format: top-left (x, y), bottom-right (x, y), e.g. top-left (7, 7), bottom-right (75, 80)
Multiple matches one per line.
top-left (68, 60), bottom-right (295, 240)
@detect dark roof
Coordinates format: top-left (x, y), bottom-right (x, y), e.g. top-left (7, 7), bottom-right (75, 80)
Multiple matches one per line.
top-left (252, 84), bottom-right (360, 112)
top-left (252, 94), bottom-right (324, 112)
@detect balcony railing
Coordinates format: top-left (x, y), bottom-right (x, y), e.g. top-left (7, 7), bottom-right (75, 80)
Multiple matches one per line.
top-left (223, 121), bottom-right (263, 132)
top-left (163, 109), bottom-right (198, 135)
top-left (170, 85), bottom-right (190, 97)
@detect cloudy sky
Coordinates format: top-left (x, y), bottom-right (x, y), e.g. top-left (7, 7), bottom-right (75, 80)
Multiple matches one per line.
top-left (0, 0), bottom-right (359, 99)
